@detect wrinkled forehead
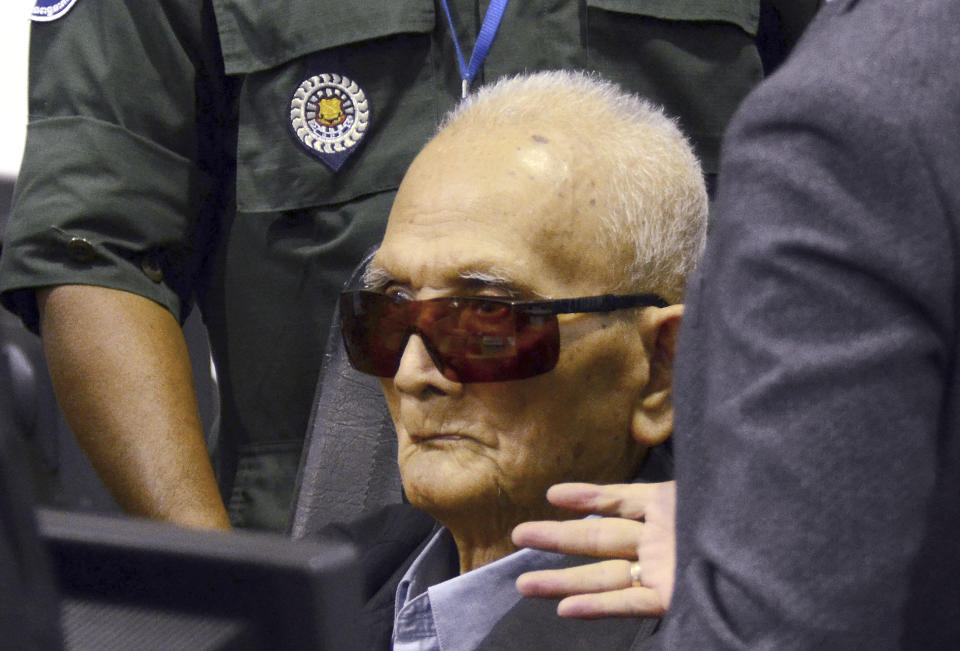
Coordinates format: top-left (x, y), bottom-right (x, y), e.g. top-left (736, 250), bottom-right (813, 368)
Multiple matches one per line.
top-left (373, 126), bottom-right (617, 295)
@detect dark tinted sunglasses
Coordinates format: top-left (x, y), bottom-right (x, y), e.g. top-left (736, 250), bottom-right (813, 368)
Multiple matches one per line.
top-left (339, 290), bottom-right (669, 383)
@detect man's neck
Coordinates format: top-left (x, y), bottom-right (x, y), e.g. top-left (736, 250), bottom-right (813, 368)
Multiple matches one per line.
top-left (437, 498), bottom-right (569, 573)
top-left (452, 534), bottom-right (517, 574)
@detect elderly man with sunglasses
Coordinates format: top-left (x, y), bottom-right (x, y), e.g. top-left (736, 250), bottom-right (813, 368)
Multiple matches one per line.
top-left (326, 70), bottom-right (706, 649)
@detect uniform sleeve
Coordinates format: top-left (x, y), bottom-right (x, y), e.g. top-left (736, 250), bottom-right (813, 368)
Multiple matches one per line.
top-left (0, 0), bottom-right (236, 331)
top-left (662, 9), bottom-right (957, 648)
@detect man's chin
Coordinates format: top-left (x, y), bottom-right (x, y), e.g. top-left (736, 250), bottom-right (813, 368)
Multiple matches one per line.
top-left (400, 453), bottom-right (497, 516)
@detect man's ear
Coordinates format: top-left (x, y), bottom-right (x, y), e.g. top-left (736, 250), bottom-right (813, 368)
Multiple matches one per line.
top-left (631, 304), bottom-right (683, 447)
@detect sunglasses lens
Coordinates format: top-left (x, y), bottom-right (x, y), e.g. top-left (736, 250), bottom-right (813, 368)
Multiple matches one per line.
top-left (339, 292), bottom-right (561, 382)
top-left (436, 299), bottom-right (559, 382)
top-left (339, 291), bottom-right (409, 377)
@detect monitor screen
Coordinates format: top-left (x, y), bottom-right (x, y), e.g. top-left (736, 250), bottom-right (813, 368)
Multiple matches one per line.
top-left (38, 509), bottom-right (362, 650)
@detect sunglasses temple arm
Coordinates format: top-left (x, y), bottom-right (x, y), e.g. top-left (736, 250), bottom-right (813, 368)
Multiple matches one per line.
top-left (546, 293), bottom-right (670, 314)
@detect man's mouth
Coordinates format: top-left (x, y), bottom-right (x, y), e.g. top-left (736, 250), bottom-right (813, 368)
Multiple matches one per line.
top-left (408, 430), bottom-right (473, 445)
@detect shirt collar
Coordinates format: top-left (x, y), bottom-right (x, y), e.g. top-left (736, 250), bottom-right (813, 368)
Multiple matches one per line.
top-left (393, 526), bottom-right (585, 651)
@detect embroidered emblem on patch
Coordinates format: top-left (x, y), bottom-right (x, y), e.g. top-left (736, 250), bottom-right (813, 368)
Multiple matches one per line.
top-left (31, 0), bottom-right (81, 22)
top-left (290, 73), bottom-right (370, 172)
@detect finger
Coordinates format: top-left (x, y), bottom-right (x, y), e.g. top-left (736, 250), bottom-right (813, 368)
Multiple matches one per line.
top-left (516, 559), bottom-right (633, 598)
top-left (557, 587), bottom-right (666, 619)
top-left (512, 518), bottom-right (643, 558)
top-left (545, 482), bottom-right (665, 520)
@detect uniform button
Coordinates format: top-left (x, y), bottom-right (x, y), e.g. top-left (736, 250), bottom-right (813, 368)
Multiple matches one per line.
top-left (140, 254), bottom-right (164, 283)
top-left (66, 237), bottom-right (96, 263)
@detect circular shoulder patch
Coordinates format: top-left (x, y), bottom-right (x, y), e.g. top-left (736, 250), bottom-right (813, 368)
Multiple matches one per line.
top-left (31, 0), bottom-right (81, 22)
top-left (290, 73), bottom-right (370, 172)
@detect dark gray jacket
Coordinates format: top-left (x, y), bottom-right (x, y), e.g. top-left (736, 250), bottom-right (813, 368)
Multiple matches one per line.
top-left (666, 0), bottom-right (960, 648)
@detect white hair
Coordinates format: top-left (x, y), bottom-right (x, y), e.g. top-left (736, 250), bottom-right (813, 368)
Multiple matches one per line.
top-left (437, 70), bottom-right (708, 303)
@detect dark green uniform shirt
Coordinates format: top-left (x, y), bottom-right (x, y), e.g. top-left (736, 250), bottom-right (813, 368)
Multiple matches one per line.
top-left (1, 0), bottom-right (768, 530)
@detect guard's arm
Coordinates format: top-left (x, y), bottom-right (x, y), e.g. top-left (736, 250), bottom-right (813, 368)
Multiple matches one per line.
top-left (38, 285), bottom-right (230, 530)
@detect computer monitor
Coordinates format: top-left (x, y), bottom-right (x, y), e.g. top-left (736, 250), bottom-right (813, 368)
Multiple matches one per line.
top-left (38, 509), bottom-right (361, 650)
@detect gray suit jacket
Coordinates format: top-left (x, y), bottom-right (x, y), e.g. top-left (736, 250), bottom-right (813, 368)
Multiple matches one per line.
top-left (664, 0), bottom-right (960, 648)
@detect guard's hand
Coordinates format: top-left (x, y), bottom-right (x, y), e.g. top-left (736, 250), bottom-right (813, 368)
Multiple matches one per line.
top-left (512, 481), bottom-right (676, 618)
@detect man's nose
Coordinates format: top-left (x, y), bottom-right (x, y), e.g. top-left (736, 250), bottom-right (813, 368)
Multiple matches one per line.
top-left (393, 333), bottom-right (462, 397)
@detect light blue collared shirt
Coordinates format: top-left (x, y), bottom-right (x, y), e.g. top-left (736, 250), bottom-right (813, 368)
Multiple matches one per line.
top-left (392, 527), bottom-right (584, 651)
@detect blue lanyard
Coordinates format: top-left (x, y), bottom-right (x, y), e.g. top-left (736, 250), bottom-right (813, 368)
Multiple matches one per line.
top-left (439, 0), bottom-right (511, 98)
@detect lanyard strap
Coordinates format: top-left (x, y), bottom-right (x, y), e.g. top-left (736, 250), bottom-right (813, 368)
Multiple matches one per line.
top-left (439, 0), bottom-right (511, 98)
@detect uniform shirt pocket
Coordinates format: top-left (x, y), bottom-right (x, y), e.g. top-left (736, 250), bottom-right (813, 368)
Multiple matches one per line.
top-left (587, 0), bottom-right (759, 36)
top-left (212, 0), bottom-right (441, 212)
